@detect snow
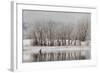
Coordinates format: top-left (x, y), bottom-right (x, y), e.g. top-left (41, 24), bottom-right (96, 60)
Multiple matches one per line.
top-left (23, 39), bottom-right (33, 46)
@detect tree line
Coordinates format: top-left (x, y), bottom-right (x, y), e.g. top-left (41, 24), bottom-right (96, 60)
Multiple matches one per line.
top-left (27, 18), bottom-right (90, 46)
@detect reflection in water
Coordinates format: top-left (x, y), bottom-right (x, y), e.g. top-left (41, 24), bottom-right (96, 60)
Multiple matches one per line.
top-left (23, 47), bottom-right (90, 62)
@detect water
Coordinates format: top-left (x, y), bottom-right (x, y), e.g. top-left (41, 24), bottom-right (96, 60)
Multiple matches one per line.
top-left (22, 46), bottom-right (90, 62)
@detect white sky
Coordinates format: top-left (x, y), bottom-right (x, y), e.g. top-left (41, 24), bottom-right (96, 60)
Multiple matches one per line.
top-left (23, 10), bottom-right (91, 25)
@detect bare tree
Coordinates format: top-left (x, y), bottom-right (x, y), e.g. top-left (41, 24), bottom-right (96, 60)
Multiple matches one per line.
top-left (30, 17), bottom-right (89, 46)
top-left (66, 23), bottom-right (73, 45)
top-left (77, 18), bottom-right (89, 42)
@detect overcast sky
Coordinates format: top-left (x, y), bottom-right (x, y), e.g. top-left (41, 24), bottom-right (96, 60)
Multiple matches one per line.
top-left (22, 10), bottom-right (91, 25)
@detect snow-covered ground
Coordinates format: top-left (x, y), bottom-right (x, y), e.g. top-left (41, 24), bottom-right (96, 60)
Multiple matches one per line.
top-left (23, 39), bottom-right (33, 46)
